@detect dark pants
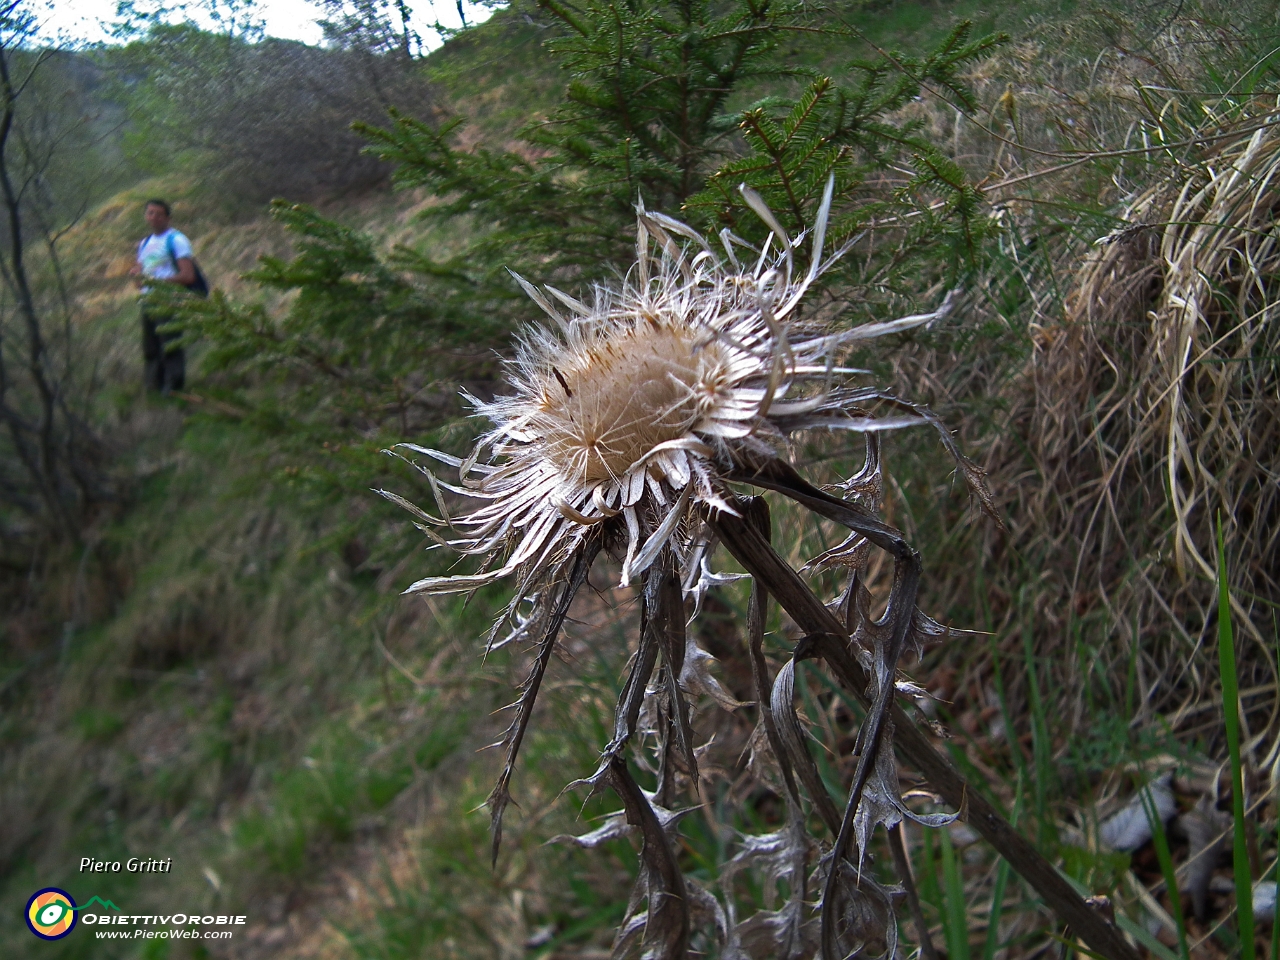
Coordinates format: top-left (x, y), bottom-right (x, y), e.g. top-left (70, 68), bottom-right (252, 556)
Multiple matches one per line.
top-left (142, 310), bottom-right (185, 395)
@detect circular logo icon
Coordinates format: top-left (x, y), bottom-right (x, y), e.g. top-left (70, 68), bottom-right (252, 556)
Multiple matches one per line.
top-left (26, 888), bottom-right (78, 940)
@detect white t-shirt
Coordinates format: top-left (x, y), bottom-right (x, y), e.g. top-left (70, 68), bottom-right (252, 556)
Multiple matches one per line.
top-left (137, 229), bottom-right (194, 289)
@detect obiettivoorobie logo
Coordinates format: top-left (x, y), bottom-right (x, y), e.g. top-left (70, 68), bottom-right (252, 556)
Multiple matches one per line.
top-left (24, 887), bottom-right (247, 943)
top-left (25, 891), bottom-right (121, 941)
top-left (25, 888), bottom-right (79, 941)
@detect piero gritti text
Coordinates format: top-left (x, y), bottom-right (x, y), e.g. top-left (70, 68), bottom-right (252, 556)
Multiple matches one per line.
top-left (80, 857), bottom-right (173, 873)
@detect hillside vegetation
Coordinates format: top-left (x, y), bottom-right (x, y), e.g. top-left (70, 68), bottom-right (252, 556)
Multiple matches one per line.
top-left (2, 1), bottom-right (1279, 958)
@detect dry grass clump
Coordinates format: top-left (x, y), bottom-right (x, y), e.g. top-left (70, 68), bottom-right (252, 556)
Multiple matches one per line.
top-left (855, 1), bottom-right (1280, 754)
top-left (983, 110), bottom-right (1280, 752)
top-left (801, 10), bottom-right (1280, 954)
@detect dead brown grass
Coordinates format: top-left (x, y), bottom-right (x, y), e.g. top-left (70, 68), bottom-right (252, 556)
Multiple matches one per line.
top-left (812, 9), bottom-right (1280, 953)
top-left (979, 111), bottom-right (1280, 757)
top-left (854, 2), bottom-right (1280, 761)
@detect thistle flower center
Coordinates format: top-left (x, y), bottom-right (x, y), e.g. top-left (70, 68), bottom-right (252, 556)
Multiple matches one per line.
top-left (536, 322), bottom-right (720, 483)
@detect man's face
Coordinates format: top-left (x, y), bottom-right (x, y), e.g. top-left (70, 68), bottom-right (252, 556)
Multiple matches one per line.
top-left (144, 203), bottom-right (170, 233)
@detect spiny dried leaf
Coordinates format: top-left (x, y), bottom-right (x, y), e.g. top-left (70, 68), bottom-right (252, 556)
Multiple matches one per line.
top-left (679, 637), bottom-right (748, 711)
top-left (546, 812), bottom-right (633, 849)
top-left (487, 541), bottom-right (598, 864)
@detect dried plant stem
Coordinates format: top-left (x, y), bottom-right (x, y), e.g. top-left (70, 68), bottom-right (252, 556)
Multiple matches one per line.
top-left (820, 508), bottom-right (920, 960)
top-left (581, 549), bottom-right (697, 959)
top-left (604, 755), bottom-right (690, 958)
top-left (486, 538), bottom-right (600, 864)
top-left (889, 822), bottom-right (941, 960)
top-left (709, 499), bottom-right (1142, 960)
top-left (746, 512), bottom-right (817, 959)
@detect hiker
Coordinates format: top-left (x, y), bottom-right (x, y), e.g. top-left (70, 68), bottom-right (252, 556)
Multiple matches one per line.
top-left (128, 199), bottom-right (206, 395)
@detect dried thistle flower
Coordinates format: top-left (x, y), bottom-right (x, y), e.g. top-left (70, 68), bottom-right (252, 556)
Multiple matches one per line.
top-left (384, 179), bottom-right (988, 959)
top-left (389, 179), bottom-right (958, 627)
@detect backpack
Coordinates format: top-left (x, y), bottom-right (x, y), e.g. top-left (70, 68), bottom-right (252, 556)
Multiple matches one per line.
top-left (166, 232), bottom-right (210, 297)
top-left (138, 231), bottom-right (210, 297)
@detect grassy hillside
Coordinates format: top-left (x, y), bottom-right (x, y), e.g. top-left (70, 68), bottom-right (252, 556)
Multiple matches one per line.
top-left (3, 1), bottom-right (1280, 958)
top-left (2, 160), bottom-right (640, 956)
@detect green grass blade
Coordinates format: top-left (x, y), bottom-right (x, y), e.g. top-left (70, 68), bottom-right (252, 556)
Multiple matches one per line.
top-left (1141, 786), bottom-right (1190, 960)
top-left (991, 632), bottom-right (1028, 787)
top-left (1115, 913), bottom-right (1180, 960)
top-left (1022, 615), bottom-right (1054, 847)
top-left (921, 824), bottom-right (941, 908)
top-left (983, 777), bottom-right (1022, 960)
top-left (982, 855), bottom-right (1012, 960)
top-left (940, 828), bottom-right (971, 960)
top-left (1218, 514), bottom-right (1255, 960)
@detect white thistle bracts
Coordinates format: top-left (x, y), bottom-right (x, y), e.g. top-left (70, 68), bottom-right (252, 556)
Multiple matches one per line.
top-left (387, 179), bottom-right (947, 640)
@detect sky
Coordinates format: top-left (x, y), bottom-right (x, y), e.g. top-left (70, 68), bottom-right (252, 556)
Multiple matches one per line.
top-left (37, 0), bottom-right (495, 49)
